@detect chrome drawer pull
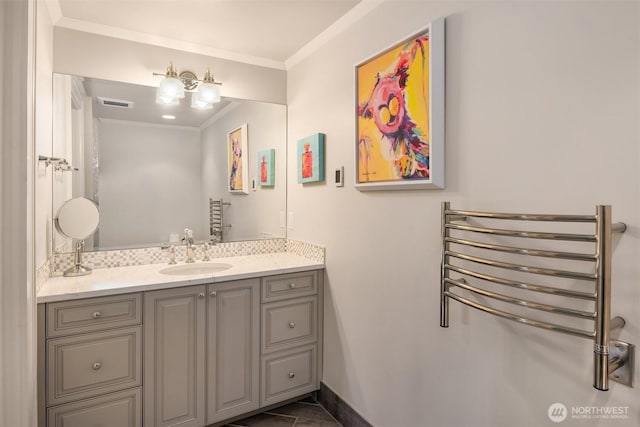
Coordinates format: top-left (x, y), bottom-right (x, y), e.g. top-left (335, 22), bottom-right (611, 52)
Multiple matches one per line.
top-left (288, 321), bottom-right (296, 329)
top-left (288, 372), bottom-right (295, 379)
top-left (198, 293), bottom-right (205, 298)
top-left (92, 362), bottom-right (102, 370)
top-left (289, 283), bottom-right (296, 289)
top-left (92, 311), bottom-right (102, 319)
top-left (210, 291), bottom-right (217, 297)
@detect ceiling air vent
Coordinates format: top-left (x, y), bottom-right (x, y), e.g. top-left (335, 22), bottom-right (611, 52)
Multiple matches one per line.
top-left (97, 97), bottom-right (134, 109)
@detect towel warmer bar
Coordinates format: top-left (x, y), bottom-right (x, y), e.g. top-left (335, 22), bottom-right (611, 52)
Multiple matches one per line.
top-left (440, 202), bottom-right (634, 391)
top-left (209, 198), bottom-right (231, 242)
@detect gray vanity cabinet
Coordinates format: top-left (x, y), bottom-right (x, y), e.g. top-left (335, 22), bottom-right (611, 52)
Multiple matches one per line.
top-left (39, 269), bottom-right (322, 427)
top-left (144, 279), bottom-right (260, 427)
top-left (260, 272), bottom-right (322, 406)
top-left (206, 279), bottom-right (260, 424)
top-left (38, 293), bottom-right (143, 427)
top-left (143, 286), bottom-right (206, 427)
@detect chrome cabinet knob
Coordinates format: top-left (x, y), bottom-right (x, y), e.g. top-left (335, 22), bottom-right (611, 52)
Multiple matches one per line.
top-left (92, 362), bottom-right (102, 370)
top-left (288, 372), bottom-right (295, 379)
top-left (288, 321), bottom-right (296, 328)
top-left (210, 291), bottom-right (217, 297)
top-left (198, 293), bottom-right (205, 298)
top-left (289, 283), bottom-right (296, 289)
top-left (92, 311), bottom-right (102, 319)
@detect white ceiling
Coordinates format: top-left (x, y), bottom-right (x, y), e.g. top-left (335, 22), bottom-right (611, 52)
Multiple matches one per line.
top-left (54, 0), bottom-right (367, 69)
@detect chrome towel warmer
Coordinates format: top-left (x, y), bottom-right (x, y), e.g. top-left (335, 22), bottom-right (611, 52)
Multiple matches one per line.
top-left (440, 202), bottom-right (634, 391)
top-left (209, 198), bottom-right (231, 242)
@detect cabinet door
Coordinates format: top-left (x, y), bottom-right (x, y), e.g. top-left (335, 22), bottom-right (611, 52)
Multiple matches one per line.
top-left (47, 387), bottom-right (141, 427)
top-left (47, 326), bottom-right (141, 406)
top-left (261, 345), bottom-right (317, 406)
top-left (144, 286), bottom-right (206, 427)
top-left (206, 279), bottom-right (260, 425)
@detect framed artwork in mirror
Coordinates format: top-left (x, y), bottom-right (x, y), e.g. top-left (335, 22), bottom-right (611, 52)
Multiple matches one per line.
top-left (258, 149), bottom-right (275, 187)
top-left (228, 123), bottom-right (249, 194)
top-left (355, 18), bottom-right (445, 191)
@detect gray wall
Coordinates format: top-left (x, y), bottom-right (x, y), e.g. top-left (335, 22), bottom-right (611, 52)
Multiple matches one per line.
top-left (2, 0), bottom-right (38, 425)
top-left (35, 0), bottom-right (54, 267)
top-left (97, 119), bottom-right (202, 248)
top-left (287, 1), bottom-right (639, 426)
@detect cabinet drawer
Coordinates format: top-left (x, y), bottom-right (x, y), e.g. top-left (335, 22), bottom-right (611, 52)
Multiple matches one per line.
top-left (261, 345), bottom-right (317, 406)
top-left (46, 293), bottom-right (142, 337)
top-left (47, 387), bottom-right (141, 427)
top-left (262, 272), bottom-right (317, 302)
top-left (47, 326), bottom-right (142, 406)
top-left (262, 296), bottom-right (317, 353)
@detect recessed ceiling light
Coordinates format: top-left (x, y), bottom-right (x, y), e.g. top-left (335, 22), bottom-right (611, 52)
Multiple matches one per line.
top-left (162, 115), bottom-right (176, 120)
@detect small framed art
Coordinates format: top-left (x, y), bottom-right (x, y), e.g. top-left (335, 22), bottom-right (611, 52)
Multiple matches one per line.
top-left (258, 148), bottom-right (275, 187)
top-left (297, 133), bottom-right (325, 184)
top-left (227, 123), bottom-right (249, 194)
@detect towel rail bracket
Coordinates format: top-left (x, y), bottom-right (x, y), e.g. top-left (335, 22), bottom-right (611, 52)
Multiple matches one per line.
top-left (608, 340), bottom-right (635, 388)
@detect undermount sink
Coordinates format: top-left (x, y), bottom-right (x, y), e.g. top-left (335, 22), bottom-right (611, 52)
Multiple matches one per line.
top-left (159, 262), bottom-right (232, 276)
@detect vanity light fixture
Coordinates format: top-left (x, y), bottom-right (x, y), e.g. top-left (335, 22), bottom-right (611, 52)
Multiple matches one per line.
top-left (154, 62), bottom-right (222, 108)
top-left (155, 62), bottom-right (184, 105)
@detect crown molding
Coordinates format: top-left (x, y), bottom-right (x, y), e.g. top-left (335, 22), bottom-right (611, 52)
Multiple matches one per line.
top-left (285, 0), bottom-right (385, 69)
top-left (44, 0), bottom-right (63, 24)
top-left (98, 117), bottom-right (200, 131)
top-left (45, 0), bottom-right (383, 72)
top-left (53, 15), bottom-right (287, 71)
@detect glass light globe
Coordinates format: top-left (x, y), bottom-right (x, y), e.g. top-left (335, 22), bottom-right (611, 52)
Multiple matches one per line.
top-left (191, 93), bottom-right (213, 109)
top-left (156, 90), bottom-right (180, 105)
top-left (155, 76), bottom-right (185, 105)
top-left (196, 82), bottom-right (221, 104)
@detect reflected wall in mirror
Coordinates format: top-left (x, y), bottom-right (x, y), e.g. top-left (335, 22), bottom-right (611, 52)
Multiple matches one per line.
top-left (51, 73), bottom-right (286, 252)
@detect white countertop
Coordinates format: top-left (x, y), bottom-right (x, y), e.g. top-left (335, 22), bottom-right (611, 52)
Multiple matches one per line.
top-left (38, 252), bottom-right (324, 303)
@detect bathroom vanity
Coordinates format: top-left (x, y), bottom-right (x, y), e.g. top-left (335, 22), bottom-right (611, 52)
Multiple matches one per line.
top-left (37, 252), bottom-right (324, 427)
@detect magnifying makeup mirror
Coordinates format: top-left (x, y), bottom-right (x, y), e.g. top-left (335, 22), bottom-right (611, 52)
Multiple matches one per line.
top-left (55, 197), bottom-right (100, 277)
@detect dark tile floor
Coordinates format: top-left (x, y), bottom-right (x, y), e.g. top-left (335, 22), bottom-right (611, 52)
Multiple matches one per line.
top-left (224, 396), bottom-right (342, 427)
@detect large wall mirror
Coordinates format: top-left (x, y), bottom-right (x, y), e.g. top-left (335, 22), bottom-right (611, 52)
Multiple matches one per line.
top-left (50, 73), bottom-right (287, 252)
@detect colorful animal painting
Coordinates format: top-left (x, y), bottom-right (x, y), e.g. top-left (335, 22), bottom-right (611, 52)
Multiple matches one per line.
top-left (227, 124), bottom-right (248, 194)
top-left (357, 30), bottom-right (431, 184)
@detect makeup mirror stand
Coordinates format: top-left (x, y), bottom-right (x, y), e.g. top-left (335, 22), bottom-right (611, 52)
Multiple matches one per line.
top-left (65, 240), bottom-right (92, 277)
top-left (55, 196), bottom-right (100, 277)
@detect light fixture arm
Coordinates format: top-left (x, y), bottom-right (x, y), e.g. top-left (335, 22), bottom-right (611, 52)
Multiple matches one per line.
top-left (152, 64), bottom-right (222, 90)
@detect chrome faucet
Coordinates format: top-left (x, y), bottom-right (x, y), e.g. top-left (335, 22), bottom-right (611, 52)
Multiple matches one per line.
top-left (202, 242), bottom-right (212, 261)
top-left (183, 228), bottom-right (196, 263)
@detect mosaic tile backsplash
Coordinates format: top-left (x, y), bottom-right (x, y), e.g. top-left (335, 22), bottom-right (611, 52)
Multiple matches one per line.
top-left (50, 238), bottom-right (324, 276)
top-left (286, 239), bottom-right (325, 263)
top-left (36, 259), bottom-right (51, 294)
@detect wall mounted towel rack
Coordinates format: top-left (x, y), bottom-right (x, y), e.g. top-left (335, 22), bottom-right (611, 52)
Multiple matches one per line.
top-left (440, 202), bottom-right (634, 391)
top-left (209, 198), bottom-right (231, 242)
top-left (38, 155), bottom-right (78, 172)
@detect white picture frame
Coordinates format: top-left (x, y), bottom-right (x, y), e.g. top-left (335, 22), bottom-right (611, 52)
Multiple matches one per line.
top-left (227, 123), bottom-right (249, 194)
top-left (355, 18), bottom-right (445, 191)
